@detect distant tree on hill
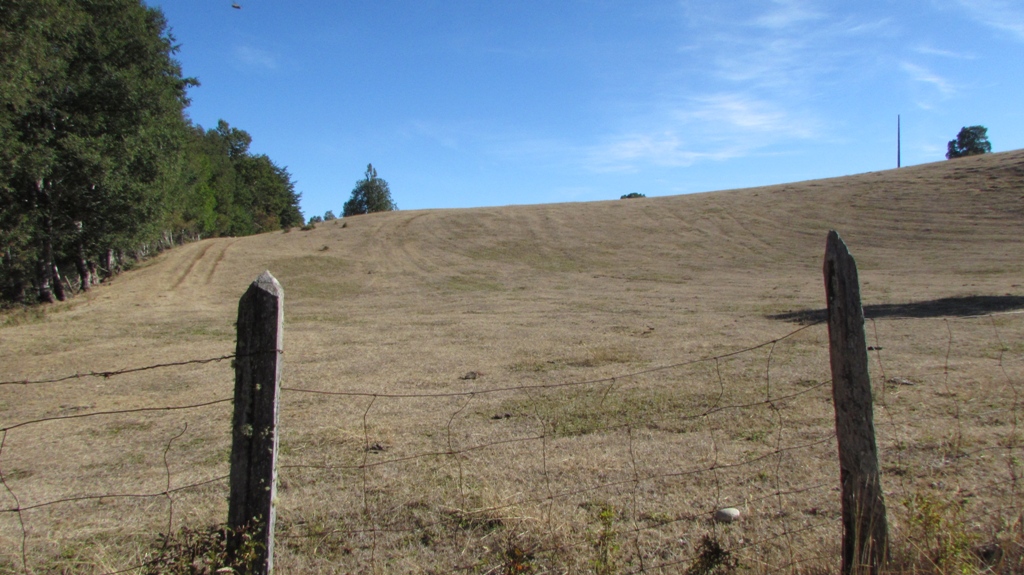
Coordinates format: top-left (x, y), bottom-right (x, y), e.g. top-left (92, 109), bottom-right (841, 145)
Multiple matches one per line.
top-left (946, 126), bottom-right (992, 159)
top-left (621, 192), bottom-right (646, 199)
top-left (324, 210), bottom-right (336, 221)
top-left (343, 164), bottom-right (397, 217)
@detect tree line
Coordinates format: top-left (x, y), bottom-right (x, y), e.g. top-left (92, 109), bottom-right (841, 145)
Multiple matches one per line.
top-left (0, 0), bottom-right (302, 305)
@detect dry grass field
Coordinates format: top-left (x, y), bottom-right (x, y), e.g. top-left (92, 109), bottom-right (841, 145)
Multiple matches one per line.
top-left (2, 150), bottom-right (1023, 574)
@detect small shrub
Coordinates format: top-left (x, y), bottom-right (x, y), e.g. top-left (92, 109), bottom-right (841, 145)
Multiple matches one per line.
top-left (621, 192), bottom-right (646, 199)
top-left (900, 493), bottom-right (978, 574)
top-left (503, 542), bottom-right (536, 574)
top-left (142, 524), bottom-right (263, 575)
top-left (591, 504), bottom-right (619, 575)
top-left (686, 534), bottom-right (738, 575)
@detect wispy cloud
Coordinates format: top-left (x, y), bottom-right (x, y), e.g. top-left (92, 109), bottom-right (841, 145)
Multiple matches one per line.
top-left (900, 62), bottom-right (956, 96)
top-left (695, 3), bottom-right (881, 94)
top-left (682, 94), bottom-right (816, 137)
top-left (580, 1), bottom-right (847, 172)
top-left (234, 45), bottom-right (278, 70)
top-left (751, 0), bottom-right (824, 30)
top-left (585, 93), bottom-right (818, 172)
top-left (912, 44), bottom-right (974, 59)
top-left (954, 0), bottom-right (1024, 41)
top-left (585, 132), bottom-right (740, 172)
top-left (407, 120), bottom-right (463, 150)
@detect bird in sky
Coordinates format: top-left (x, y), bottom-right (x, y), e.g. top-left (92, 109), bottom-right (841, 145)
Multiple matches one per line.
top-left (231, 3), bottom-right (241, 9)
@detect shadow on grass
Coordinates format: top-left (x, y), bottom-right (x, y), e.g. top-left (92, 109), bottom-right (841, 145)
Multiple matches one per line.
top-left (768, 295), bottom-right (1024, 325)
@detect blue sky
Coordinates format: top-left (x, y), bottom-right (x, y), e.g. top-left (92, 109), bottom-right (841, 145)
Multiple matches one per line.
top-left (150, 0), bottom-right (1024, 219)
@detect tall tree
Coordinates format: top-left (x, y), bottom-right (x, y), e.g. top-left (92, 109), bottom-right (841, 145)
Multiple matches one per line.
top-left (1, 2), bottom-right (304, 304)
top-left (1, 0), bottom-right (194, 300)
top-left (0, 0), bottom-right (81, 301)
top-left (946, 126), bottom-right (992, 159)
top-left (173, 121), bottom-right (302, 237)
top-left (343, 164), bottom-right (397, 217)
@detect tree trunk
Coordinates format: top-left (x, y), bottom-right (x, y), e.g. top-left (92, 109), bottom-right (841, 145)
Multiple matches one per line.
top-left (44, 231), bottom-right (65, 302)
top-left (34, 179), bottom-right (56, 303)
top-left (50, 260), bottom-right (66, 301)
top-left (33, 178), bottom-right (65, 302)
top-left (104, 248), bottom-right (114, 278)
top-left (36, 256), bottom-right (55, 303)
top-left (74, 244), bottom-right (91, 292)
top-left (12, 280), bottom-right (26, 304)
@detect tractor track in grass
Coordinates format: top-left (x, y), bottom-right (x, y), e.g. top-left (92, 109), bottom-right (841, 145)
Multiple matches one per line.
top-left (168, 238), bottom-right (238, 291)
top-left (171, 242), bottom-right (214, 290)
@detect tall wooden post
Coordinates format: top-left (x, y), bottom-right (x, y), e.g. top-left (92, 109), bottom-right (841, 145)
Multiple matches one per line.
top-left (229, 271), bottom-right (283, 574)
top-left (824, 231), bottom-right (888, 575)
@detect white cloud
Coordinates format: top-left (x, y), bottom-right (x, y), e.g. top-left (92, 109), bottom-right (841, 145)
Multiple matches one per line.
top-left (586, 132), bottom-right (742, 172)
top-left (234, 45), bottom-right (278, 70)
top-left (407, 121), bottom-right (462, 150)
top-left (682, 94), bottom-right (816, 138)
top-left (840, 18), bottom-right (894, 36)
top-left (912, 45), bottom-right (975, 59)
top-left (585, 93), bottom-right (817, 172)
top-left (751, 0), bottom-right (824, 30)
top-left (954, 0), bottom-right (1024, 41)
top-left (695, 4), bottom-right (882, 94)
top-left (580, 1), bottom-right (852, 173)
top-left (900, 62), bottom-right (956, 97)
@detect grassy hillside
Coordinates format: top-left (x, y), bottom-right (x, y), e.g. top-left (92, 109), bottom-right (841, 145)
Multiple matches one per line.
top-left (1, 150), bottom-right (1022, 574)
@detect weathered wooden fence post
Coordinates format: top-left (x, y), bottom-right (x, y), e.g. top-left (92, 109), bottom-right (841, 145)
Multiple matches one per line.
top-left (824, 231), bottom-right (888, 575)
top-left (229, 271), bottom-right (283, 574)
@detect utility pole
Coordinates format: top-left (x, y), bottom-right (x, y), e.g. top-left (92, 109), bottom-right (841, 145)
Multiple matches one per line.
top-left (897, 115), bottom-right (901, 168)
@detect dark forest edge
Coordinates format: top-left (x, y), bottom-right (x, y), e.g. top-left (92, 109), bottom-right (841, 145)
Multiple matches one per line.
top-left (1, 0), bottom-right (303, 306)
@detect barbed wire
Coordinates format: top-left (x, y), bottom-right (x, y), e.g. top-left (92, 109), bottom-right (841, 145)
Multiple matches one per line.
top-left (0, 353), bottom-right (237, 386)
top-left (279, 381), bottom-right (831, 473)
top-left (0, 311), bottom-right (1020, 573)
top-left (0, 474), bottom-right (230, 515)
top-left (270, 311), bottom-right (1020, 573)
top-left (0, 350), bottom-right (238, 575)
top-left (281, 321), bottom-right (822, 400)
top-left (0, 397), bottom-right (233, 433)
top-left (270, 322), bottom-right (837, 573)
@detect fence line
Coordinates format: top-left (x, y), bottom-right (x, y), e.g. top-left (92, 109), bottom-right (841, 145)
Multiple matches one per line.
top-left (264, 309), bottom-right (1020, 571)
top-left (0, 398), bottom-right (233, 434)
top-left (0, 314), bottom-right (1019, 574)
top-left (0, 351), bottom-right (238, 575)
top-left (0, 354), bottom-right (237, 387)
top-left (1, 270), bottom-right (1021, 573)
top-left (280, 321), bottom-right (822, 400)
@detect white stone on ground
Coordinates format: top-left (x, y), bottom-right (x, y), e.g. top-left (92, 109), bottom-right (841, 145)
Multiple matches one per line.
top-left (714, 507), bottom-right (741, 523)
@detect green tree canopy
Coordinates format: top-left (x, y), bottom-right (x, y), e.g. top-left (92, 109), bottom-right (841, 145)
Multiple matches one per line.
top-left (168, 121), bottom-right (302, 237)
top-left (1, 1), bottom-right (303, 304)
top-left (946, 126), bottom-right (992, 159)
top-left (343, 164), bottom-right (397, 217)
top-left (1, 0), bottom-right (194, 302)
